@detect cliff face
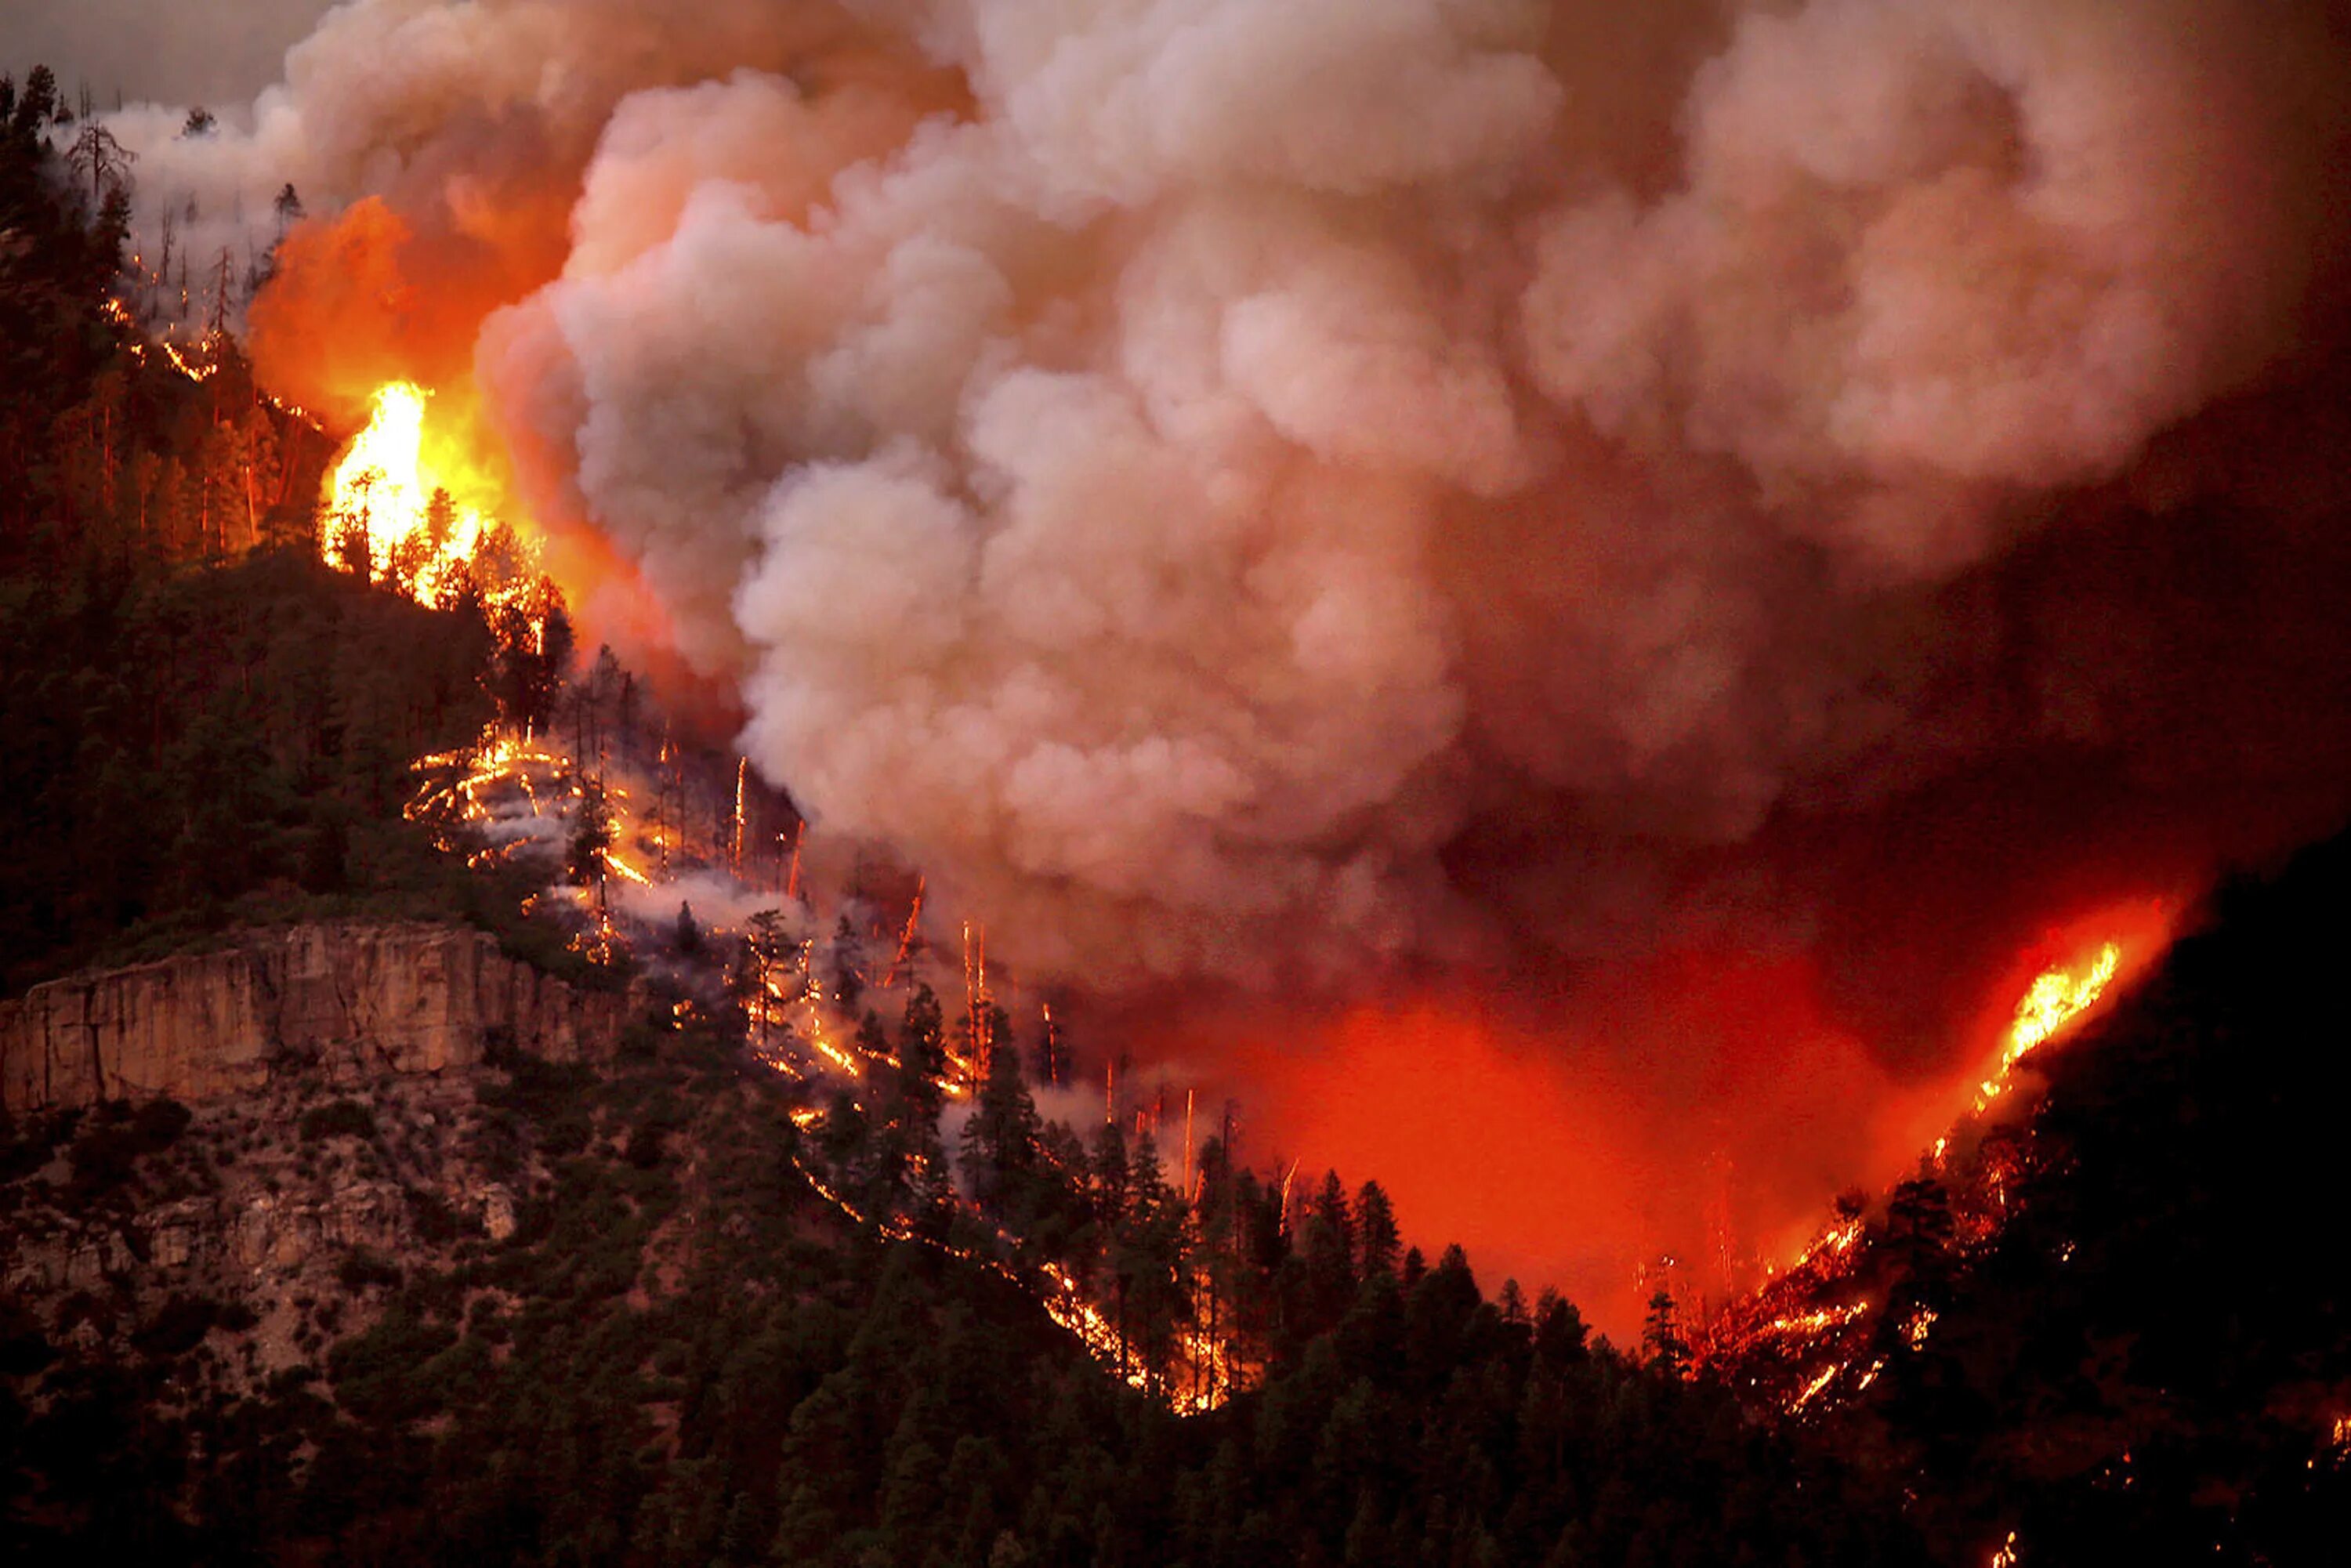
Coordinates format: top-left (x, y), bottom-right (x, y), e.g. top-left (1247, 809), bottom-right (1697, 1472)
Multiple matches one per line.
top-left (0, 924), bottom-right (632, 1114)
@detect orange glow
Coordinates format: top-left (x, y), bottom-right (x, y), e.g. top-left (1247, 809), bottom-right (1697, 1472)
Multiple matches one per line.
top-left (1947, 897), bottom-right (2181, 1121)
top-left (249, 197), bottom-right (657, 654)
top-left (324, 381), bottom-right (508, 597)
top-left (1229, 896), bottom-right (2183, 1341)
top-left (248, 197), bottom-right (566, 425)
top-left (1233, 954), bottom-right (1930, 1340)
top-left (1975, 942), bottom-right (2121, 1110)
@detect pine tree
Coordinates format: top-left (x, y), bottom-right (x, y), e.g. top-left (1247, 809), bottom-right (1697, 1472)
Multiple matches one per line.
top-left (828, 913), bottom-right (866, 1011)
top-left (1115, 1133), bottom-right (1190, 1392)
top-left (961, 1018), bottom-right (1041, 1220)
top-left (567, 774), bottom-right (614, 892)
top-left (1642, 1289), bottom-right (1689, 1382)
top-left (64, 115), bottom-right (134, 212)
top-left (898, 983), bottom-right (946, 1116)
top-left (1357, 1179), bottom-right (1400, 1281)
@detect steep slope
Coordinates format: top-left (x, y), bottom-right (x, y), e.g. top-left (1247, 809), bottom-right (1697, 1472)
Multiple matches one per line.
top-left (1709, 829), bottom-right (2351, 1566)
top-left (1, 922), bottom-right (632, 1114)
top-left (2, 990), bottom-right (1932, 1567)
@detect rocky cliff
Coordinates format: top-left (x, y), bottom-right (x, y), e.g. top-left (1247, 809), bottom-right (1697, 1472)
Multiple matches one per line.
top-left (0, 924), bottom-right (632, 1114)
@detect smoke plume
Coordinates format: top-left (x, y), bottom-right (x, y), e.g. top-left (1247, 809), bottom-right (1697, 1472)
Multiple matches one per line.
top-left (491, 0), bottom-right (2347, 988)
top-left (111, 0), bottom-right (2351, 1322)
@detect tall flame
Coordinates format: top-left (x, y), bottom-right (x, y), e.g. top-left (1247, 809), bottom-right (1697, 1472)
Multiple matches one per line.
top-left (324, 382), bottom-right (493, 602)
top-left (1977, 942), bottom-right (2122, 1109)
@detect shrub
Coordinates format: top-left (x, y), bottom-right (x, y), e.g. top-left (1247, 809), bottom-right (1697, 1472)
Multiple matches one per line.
top-left (300, 1099), bottom-right (379, 1143)
top-left (405, 1186), bottom-right (465, 1243)
top-left (66, 1124), bottom-right (141, 1197)
top-left (400, 1269), bottom-right (466, 1324)
top-left (133, 1293), bottom-right (223, 1358)
top-left (336, 1248), bottom-right (404, 1292)
top-left (129, 1098), bottom-right (193, 1150)
top-left (539, 1105), bottom-right (593, 1157)
top-left (0, 1300), bottom-right (56, 1378)
top-left (327, 1305), bottom-right (460, 1425)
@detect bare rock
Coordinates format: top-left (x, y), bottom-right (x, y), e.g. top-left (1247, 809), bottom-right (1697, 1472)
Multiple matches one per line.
top-left (478, 1183), bottom-right (517, 1242)
top-left (0, 924), bottom-right (632, 1115)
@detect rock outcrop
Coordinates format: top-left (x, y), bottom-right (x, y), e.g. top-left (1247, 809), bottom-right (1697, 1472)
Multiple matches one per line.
top-left (0, 924), bottom-right (632, 1114)
top-left (4, 1180), bottom-right (413, 1295)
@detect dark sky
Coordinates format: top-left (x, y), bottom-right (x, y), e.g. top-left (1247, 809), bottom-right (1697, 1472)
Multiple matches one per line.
top-left (7, 0), bottom-right (329, 110)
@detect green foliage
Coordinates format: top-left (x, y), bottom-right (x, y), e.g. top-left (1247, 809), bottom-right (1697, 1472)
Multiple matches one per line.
top-left (0, 1015), bottom-right (1933, 1568)
top-left (0, 88), bottom-right (515, 997)
top-left (0, 549), bottom-right (500, 994)
top-left (623, 1121), bottom-right (666, 1170)
top-left (404, 1186), bottom-right (465, 1243)
top-left (327, 1306), bottom-right (458, 1425)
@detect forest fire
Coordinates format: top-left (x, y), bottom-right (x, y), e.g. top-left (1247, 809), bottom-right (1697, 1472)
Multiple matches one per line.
top-left (321, 380), bottom-right (502, 601)
top-left (1976, 943), bottom-right (2123, 1111)
top-left (13, 0), bottom-right (2351, 1555)
top-left (1690, 915), bottom-right (2176, 1414)
top-left (208, 0), bottom-right (2336, 1400)
top-left (375, 500), bottom-right (1258, 1407)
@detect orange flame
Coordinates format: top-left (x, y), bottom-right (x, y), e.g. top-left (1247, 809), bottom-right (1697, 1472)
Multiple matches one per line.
top-left (1975, 941), bottom-right (2122, 1110)
top-left (324, 382), bottom-right (494, 595)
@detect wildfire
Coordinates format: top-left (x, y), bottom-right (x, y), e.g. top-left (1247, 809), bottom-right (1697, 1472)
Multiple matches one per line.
top-left (1977, 942), bottom-right (2122, 1110)
top-left (788, 1142), bottom-right (1244, 1414)
top-left (1702, 925), bottom-right (2157, 1410)
top-left (1791, 1363), bottom-right (1841, 1411)
top-left (1037, 1262), bottom-right (1241, 1415)
top-left (1759, 1301), bottom-right (1871, 1339)
top-left (1798, 1217), bottom-right (1865, 1271)
top-left (323, 381), bottom-right (505, 603)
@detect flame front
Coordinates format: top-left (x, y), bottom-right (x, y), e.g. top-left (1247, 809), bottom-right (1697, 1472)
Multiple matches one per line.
top-left (324, 382), bottom-right (494, 602)
top-left (1978, 942), bottom-right (2122, 1110)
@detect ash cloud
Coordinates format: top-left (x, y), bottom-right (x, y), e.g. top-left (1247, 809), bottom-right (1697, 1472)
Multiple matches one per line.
top-left (153, 0), bottom-right (2351, 995)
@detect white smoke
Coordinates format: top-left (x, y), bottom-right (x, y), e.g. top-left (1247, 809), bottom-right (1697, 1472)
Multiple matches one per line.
top-left (132, 0), bottom-right (2350, 986)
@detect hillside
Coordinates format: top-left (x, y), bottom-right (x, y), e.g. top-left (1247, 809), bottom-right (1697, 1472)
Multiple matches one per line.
top-left (6, 43), bottom-right (2351, 1568)
top-left (2, 961), bottom-right (1932, 1567)
top-left (1708, 831), bottom-right (2351, 1565)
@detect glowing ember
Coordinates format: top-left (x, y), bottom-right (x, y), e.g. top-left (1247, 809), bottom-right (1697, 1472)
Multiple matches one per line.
top-left (1990, 1530), bottom-right (2020, 1568)
top-left (1760, 1301), bottom-right (1871, 1339)
top-left (1791, 1363), bottom-right (1840, 1410)
top-left (324, 382), bottom-right (498, 602)
top-left (1978, 943), bottom-right (2121, 1109)
top-left (1809, 1218), bottom-right (1864, 1262)
top-left (880, 875), bottom-right (925, 989)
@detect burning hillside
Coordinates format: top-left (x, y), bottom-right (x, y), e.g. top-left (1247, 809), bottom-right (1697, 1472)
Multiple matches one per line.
top-left (1686, 834), bottom-right (2351, 1563)
top-left (1697, 929), bottom-right (2160, 1414)
top-left (67, 0), bottom-right (2351, 1334)
top-left (14, 14), bottom-right (2351, 1555)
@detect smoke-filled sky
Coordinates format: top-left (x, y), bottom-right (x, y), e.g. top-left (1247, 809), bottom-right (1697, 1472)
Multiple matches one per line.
top-left (7, 0), bottom-right (335, 108)
top-left (82, 0), bottom-right (2351, 1330)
